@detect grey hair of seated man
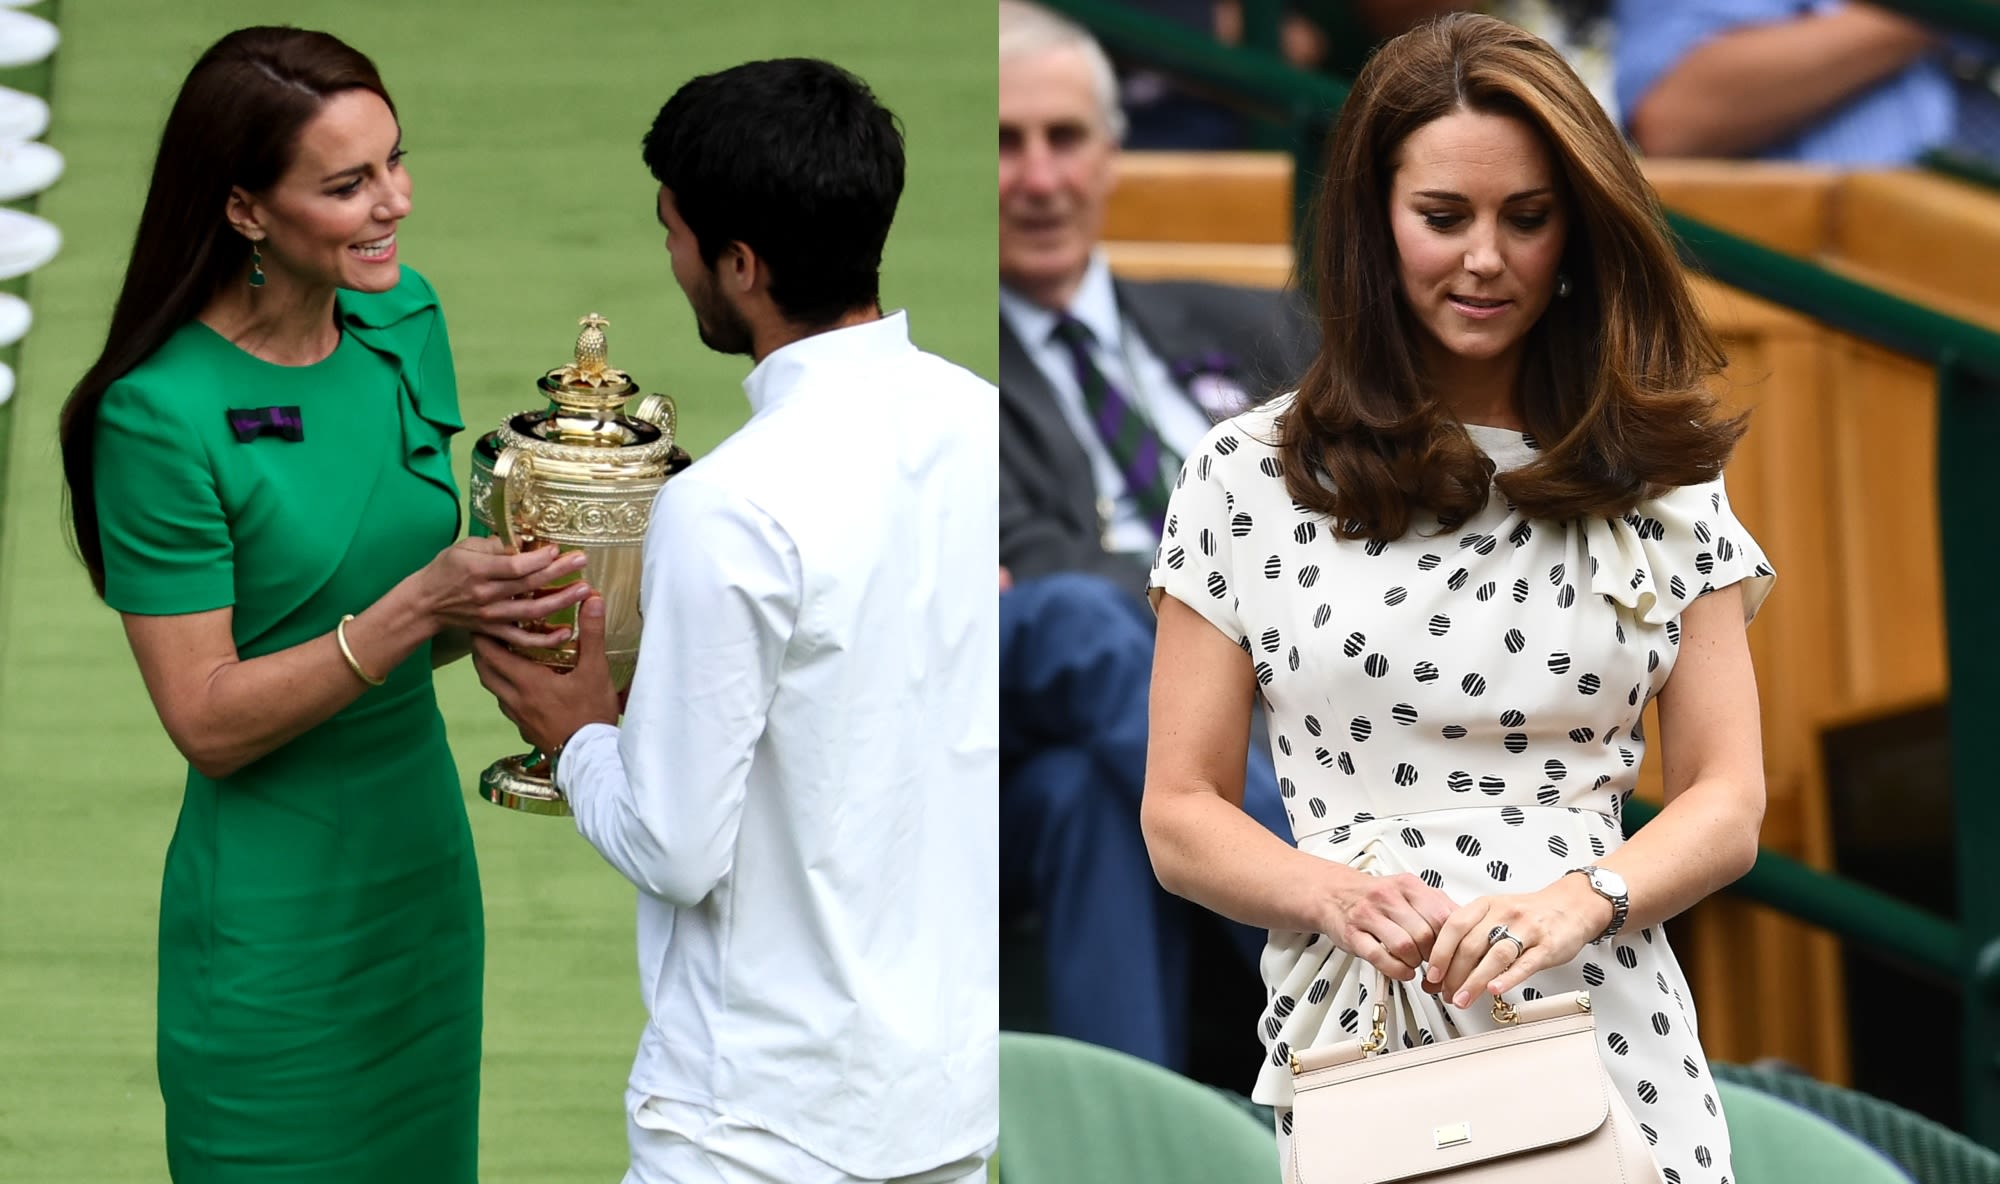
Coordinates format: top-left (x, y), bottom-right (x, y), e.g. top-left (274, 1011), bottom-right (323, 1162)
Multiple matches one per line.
top-left (998, 0), bottom-right (1128, 142)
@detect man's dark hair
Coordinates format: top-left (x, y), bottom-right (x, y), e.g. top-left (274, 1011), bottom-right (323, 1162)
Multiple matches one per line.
top-left (644, 58), bottom-right (905, 328)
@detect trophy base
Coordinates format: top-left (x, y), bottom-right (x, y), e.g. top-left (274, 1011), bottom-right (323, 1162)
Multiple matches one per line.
top-left (479, 753), bottom-right (571, 817)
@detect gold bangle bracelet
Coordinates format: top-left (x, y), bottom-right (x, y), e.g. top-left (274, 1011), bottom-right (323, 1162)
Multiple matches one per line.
top-left (336, 613), bottom-right (387, 687)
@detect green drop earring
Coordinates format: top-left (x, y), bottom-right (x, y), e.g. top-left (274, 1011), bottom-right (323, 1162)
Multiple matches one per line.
top-left (249, 245), bottom-right (266, 289)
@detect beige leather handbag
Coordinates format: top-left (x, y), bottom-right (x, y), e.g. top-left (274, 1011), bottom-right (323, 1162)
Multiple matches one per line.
top-left (1286, 972), bottom-right (1663, 1184)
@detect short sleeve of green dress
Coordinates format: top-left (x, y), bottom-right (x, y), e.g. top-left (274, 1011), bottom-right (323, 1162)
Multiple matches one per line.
top-left (92, 266), bottom-right (483, 1183)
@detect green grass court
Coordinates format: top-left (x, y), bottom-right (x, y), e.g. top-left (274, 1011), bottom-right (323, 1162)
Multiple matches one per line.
top-left (0, 2), bottom-right (996, 1178)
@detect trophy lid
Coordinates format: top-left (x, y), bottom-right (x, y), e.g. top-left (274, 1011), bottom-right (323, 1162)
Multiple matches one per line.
top-left (542, 313), bottom-right (639, 417)
top-left (525, 312), bottom-right (675, 450)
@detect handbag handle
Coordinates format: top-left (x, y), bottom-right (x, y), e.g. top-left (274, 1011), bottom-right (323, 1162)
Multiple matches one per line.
top-left (1291, 966), bottom-right (1592, 1076)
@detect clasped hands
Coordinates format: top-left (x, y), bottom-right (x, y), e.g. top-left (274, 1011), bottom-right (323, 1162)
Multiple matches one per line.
top-left (417, 537), bottom-right (622, 755)
top-left (1326, 868), bottom-right (1615, 1010)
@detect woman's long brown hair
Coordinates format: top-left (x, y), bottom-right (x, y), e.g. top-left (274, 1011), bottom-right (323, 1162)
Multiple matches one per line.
top-left (1279, 12), bottom-right (1745, 540)
top-left (58, 27), bottom-right (395, 598)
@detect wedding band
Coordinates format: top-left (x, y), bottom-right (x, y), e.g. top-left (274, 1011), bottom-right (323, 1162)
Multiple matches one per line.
top-left (1488, 924), bottom-right (1525, 958)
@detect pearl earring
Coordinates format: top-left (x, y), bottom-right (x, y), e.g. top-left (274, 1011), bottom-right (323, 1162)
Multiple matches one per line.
top-left (1556, 273), bottom-right (1572, 298)
top-left (249, 245), bottom-right (266, 289)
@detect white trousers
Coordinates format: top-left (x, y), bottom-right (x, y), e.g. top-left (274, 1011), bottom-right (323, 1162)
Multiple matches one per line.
top-left (622, 1094), bottom-right (991, 1184)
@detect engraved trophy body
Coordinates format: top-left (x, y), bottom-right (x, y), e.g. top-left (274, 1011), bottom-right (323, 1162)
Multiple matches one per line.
top-left (469, 314), bottom-right (691, 815)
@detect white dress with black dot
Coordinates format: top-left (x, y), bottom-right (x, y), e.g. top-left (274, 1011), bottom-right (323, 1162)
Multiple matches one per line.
top-left (1149, 396), bottom-right (1773, 1184)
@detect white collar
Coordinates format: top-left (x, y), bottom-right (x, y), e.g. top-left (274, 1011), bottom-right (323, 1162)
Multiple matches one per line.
top-left (1000, 252), bottom-right (1122, 349)
top-left (742, 310), bottom-right (914, 415)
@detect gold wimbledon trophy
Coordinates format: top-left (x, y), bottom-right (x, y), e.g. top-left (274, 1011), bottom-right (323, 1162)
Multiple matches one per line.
top-left (469, 314), bottom-right (692, 815)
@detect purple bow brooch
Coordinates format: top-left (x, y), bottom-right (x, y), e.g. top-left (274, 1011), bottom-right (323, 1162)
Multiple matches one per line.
top-left (228, 405), bottom-right (305, 443)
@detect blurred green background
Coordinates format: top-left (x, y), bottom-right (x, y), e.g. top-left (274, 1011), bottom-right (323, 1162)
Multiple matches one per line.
top-left (0, 1), bottom-right (996, 1179)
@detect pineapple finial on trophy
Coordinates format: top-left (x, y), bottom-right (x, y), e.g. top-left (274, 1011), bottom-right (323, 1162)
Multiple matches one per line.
top-left (548, 312), bottom-right (631, 390)
top-left (541, 312), bottom-right (638, 421)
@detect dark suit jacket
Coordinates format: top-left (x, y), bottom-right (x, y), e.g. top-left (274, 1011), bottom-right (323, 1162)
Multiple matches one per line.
top-left (1000, 277), bottom-right (1318, 601)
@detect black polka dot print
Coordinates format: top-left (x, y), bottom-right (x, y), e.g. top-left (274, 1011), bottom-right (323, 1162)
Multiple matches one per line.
top-left (1151, 403), bottom-right (1773, 1184)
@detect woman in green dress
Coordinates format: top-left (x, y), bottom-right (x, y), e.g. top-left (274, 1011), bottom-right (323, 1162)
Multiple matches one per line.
top-left (56, 28), bottom-right (586, 1182)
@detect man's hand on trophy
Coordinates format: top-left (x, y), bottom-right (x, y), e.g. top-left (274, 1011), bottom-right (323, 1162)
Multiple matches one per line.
top-left (471, 596), bottom-right (621, 754)
top-left (411, 537), bottom-right (593, 647)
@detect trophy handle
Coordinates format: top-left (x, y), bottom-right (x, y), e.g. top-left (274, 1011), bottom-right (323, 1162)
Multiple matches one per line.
top-left (632, 393), bottom-right (677, 449)
top-left (489, 445), bottom-right (536, 551)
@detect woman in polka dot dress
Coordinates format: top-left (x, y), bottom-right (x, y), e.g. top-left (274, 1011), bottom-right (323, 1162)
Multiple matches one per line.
top-left (1144, 16), bottom-right (1770, 1184)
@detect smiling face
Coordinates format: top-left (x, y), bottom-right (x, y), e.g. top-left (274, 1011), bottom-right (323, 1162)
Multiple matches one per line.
top-left (237, 88), bottom-right (410, 294)
top-left (657, 185), bottom-right (753, 357)
top-left (1388, 107), bottom-right (1568, 391)
top-left (998, 45), bottom-right (1118, 310)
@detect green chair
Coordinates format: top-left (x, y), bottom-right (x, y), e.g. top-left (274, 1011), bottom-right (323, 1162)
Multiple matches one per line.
top-left (1721, 1078), bottom-right (1915, 1183)
top-left (1715, 1063), bottom-right (2000, 1184)
top-left (999, 1031), bottom-right (1277, 1183)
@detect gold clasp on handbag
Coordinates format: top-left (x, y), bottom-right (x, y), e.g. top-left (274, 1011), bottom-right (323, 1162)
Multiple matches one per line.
top-left (1492, 991), bottom-right (1591, 1025)
top-left (1360, 1001), bottom-right (1388, 1054)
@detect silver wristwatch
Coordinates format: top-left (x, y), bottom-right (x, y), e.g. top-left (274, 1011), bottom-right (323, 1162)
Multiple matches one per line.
top-left (1568, 865), bottom-right (1629, 942)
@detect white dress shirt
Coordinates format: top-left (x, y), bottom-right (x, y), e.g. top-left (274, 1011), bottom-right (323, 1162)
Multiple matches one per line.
top-left (557, 311), bottom-right (999, 1179)
top-left (999, 252), bottom-right (1217, 556)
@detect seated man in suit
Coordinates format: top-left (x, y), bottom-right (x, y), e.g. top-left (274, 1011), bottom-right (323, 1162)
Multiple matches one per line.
top-left (998, 0), bottom-right (1314, 1082)
top-left (999, 0), bottom-right (1312, 595)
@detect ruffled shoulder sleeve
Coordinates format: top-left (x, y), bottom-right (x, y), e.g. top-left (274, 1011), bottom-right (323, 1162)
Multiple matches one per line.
top-left (335, 265), bottom-right (463, 511)
top-left (1581, 476), bottom-right (1775, 626)
top-left (336, 264), bottom-right (462, 436)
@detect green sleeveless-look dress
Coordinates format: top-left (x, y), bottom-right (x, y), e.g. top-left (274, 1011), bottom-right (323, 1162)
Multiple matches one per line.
top-left (92, 266), bottom-right (482, 1182)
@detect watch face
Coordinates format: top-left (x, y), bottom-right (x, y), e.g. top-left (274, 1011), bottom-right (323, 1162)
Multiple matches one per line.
top-left (1591, 868), bottom-right (1629, 900)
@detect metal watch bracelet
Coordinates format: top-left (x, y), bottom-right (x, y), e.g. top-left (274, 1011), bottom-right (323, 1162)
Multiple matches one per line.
top-left (1570, 865), bottom-right (1629, 942)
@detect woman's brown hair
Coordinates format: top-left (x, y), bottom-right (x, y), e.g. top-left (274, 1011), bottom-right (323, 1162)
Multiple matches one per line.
top-left (1280, 12), bottom-right (1744, 540)
top-left (58, 27), bottom-right (396, 597)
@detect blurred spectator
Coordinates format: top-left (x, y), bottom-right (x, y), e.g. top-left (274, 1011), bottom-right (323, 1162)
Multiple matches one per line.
top-left (1282, 0), bottom-right (1474, 75)
top-left (1616, 0), bottom-right (2000, 165)
top-left (1488, 0), bottom-right (1618, 123)
top-left (1000, 0), bottom-right (1315, 591)
top-left (1108, 1), bottom-right (1630, 148)
top-left (1286, 2), bottom-right (1615, 120)
top-left (1118, 1), bottom-right (1472, 148)
top-left (999, 0), bottom-right (1310, 1079)
top-left (1000, 571), bottom-right (1220, 1070)
top-left (1118, 0), bottom-right (1247, 148)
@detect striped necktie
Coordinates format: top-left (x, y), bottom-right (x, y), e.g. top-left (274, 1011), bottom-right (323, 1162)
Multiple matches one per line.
top-left (1050, 314), bottom-right (1178, 538)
